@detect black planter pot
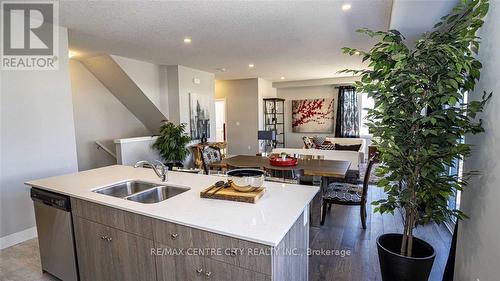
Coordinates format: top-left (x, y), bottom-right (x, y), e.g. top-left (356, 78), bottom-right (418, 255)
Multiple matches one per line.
top-left (164, 161), bottom-right (184, 170)
top-left (377, 233), bottom-right (436, 281)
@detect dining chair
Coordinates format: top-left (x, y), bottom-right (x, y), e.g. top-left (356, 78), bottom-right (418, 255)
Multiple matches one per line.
top-left (320, 156), bottom-right (376, 229)
top-left (201, 146), bottom-right (223, 174)
top-left (263, 167), bottom-right (304, 184)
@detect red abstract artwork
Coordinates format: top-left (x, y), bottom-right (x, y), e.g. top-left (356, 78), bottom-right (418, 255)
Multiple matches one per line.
top-left (292, 98), bottom-right (335, 133)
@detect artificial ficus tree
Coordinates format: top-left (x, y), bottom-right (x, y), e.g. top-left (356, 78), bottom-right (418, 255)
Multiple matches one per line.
top-left (341, 0), bottom-right (491, 257)
top-left (153, 120), bottom-right (192, 163)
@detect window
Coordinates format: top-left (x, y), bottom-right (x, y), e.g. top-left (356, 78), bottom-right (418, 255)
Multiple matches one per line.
top-left (445, 91), bottom-right (468, 231)
top-left (215, 99), bottom-right (226, 142)
top-left (359, 93), bottom-right (374, 137)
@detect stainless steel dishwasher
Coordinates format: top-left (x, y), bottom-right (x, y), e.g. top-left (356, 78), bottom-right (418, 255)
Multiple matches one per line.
top-left (31, 188), bottom-right (79, 281)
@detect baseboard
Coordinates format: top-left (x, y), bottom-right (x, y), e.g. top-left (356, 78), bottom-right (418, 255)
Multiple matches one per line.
top-left (0, 227), bottom-right (37, 250)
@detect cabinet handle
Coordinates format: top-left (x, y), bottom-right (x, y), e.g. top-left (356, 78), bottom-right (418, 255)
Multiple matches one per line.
top-left (99, 235), bottom-right (112, 242)
top-left (170, 233), bottom-right (178, 240)
top-left (195, 268), bottom-right (203, 274)
top-left (204, 271), bottom-right (212, 279)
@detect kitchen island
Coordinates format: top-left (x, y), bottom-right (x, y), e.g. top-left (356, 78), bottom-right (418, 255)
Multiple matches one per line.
top-left (26, 165), bottom-right (319, 281)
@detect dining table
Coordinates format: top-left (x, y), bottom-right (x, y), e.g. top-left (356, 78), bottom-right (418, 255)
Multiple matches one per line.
top-left (213, 155), bottom-right (352, 226)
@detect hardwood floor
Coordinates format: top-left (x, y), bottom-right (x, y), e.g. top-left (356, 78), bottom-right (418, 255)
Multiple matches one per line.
top-left (0, 185), bottom-right (451, 281)
top-left (309, 185), bottom-right (452, 281)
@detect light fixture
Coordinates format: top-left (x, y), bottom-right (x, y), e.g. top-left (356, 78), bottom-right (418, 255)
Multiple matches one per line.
top-left (354, 51), bottom-right (360, 55)
top-left (183, 37), bottom-right (192, 44)
top-left (280, 76), bottom-right (285, 80)
top-left (248, 64), bottom-right (255, 68)
top-left (342, 4), bottom-right (352, 11)
top-left (68, 50), bottom-right (75, 58)
top-left (216, 67), bottom-right (227, 72)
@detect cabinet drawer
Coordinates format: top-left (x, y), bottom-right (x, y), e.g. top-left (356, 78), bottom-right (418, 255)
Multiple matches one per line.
top-left (203, 257), bottom-right (271, 281)
top-left (155, 242), bottom-right (270, 281)
top-left (71, 198), bottom-right (153, 239)
top-left (153, 218), bottom-right (197, 248)
top-left (153, 219), bottom-right (272, 275)
top-left (201, 231), bottom-right (272, 275)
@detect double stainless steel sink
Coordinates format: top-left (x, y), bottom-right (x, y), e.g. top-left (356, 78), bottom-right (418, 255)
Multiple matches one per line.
top-left (93, 180), bottom-right (189, 203)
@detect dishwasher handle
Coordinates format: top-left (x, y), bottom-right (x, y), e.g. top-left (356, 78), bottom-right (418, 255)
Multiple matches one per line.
top-left (30, 188), bottom-right (71, 212)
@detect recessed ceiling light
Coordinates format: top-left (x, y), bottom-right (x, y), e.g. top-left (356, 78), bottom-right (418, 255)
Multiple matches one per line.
top-left (280, 76), bottom-right (285, 80)
top-left (342, 4), bottom-right (352, 11)
top-left (183, 37), bottom-right (192, 44)
top-left (248, 64), bottom-right (255, 68)
top-left (216, 67), bottom-right (227, 72)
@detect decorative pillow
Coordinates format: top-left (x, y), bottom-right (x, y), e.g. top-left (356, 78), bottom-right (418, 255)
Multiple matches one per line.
top-left (202, 146), bottom-right (221, 165)
top-left (312, 136), bottom-right (326, 147)
top-left (302, 136), bottom-right (315, 149)
top-left (323, 140), bottom-right (333, 145)
top-left (319, 144), bottom-right (336, 150)
top-left (334, 144), bottom-right (362, 151)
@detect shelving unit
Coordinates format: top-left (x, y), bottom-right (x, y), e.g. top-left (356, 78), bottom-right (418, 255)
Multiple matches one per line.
top-left (263, 98), bottom-right (285, 148)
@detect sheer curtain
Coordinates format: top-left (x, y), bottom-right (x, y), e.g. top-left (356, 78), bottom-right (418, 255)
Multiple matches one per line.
top-left (335, 86), bottom-right (359, 138)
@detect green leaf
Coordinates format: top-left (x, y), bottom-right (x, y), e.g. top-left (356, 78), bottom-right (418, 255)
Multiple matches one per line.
top-left (339, 0), bottom-right (492, 249)
top-left (152, 120), bottom-right (192, 162)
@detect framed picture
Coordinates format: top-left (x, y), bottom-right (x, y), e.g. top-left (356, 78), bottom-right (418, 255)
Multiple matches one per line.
top-left (291, 98), bottom-right (335, 133)
top-left (189, 93), bottom-right (211, 140)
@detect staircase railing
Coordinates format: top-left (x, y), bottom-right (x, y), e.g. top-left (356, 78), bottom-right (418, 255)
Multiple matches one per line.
top-left (95, 141), bottom-right (117, 160)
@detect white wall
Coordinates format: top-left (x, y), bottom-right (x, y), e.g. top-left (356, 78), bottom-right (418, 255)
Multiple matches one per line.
top-left (277, 85), bottom-right (339, 148)
top-left (216, 79), bottom-right (260, 155)
top-left (114, 136), bottom-right (160, 166)
top-left (178, 65), bottom-right (216, 141)
top-left (0, 27), bottom-right (78, 246)
top-left (112, 55), bottom-right (168, 117)
top-left (167, 65), bottom-right (216, 141)
top-left (455, 2), bottom-right (500, 280)
top-left (81, 55), bottom-right (167, 133)
top-left (166, 65), bottom-right (180, 124)
top-left (70, 60), bottom-right (151, 171)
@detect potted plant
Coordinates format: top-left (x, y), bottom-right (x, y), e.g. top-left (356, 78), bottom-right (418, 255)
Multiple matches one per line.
top-left (341, 0), bottom-right (491, 280)
top-left (152, 120), bottom-right (192, 170)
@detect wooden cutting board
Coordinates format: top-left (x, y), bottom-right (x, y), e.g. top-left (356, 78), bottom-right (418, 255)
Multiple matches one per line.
top-left (200, 184), bottom-right (265, 203)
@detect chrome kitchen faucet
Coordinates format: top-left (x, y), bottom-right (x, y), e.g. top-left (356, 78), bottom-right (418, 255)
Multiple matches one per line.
top-left (134, 160), bottom-right (168, 182)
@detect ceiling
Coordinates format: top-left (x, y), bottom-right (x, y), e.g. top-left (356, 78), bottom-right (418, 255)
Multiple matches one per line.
top-left (60, 0), bottom-right (457, 81)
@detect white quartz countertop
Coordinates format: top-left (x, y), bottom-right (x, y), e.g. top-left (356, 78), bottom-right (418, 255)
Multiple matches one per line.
top-left (25, 165), bottom-right (319, 246)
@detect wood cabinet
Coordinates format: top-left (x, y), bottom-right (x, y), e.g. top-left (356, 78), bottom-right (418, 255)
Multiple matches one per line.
top-left (154, 242), bottom-right (205, 281)
top-left (152, 218), bottom-right (272, 275)
top-left (155, 242), bottom-right (270, 281)
top-left (73, 216), bottom-right (114, 281)
top-left (202, 257), bottom-right (270, 281)
top-left (72, 198), bottom-right (308, 281)
top-left (73, 216), bottom-right (156, 281)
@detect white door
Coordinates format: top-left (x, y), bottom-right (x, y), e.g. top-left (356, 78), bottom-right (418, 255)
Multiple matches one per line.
top-left (215, 99), bottom-right (226, 142)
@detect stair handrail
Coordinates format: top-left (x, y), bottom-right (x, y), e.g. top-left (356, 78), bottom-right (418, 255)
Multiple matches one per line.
top-left (95, 141), bottom-right (117, 159)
